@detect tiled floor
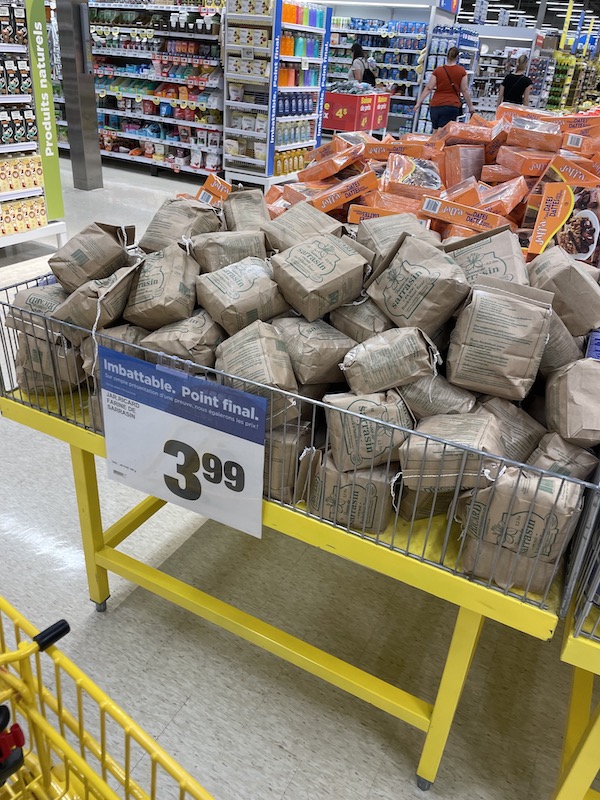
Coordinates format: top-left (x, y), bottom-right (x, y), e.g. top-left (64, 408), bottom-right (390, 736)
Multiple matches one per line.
top-left (0, 157), bottom-right (579, 800)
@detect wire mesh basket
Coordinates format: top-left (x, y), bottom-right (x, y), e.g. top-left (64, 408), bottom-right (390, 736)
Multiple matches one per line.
top-left (0, 596), bottom-right (214, 800)
top-left (2, 274), bottom-right (600, 614)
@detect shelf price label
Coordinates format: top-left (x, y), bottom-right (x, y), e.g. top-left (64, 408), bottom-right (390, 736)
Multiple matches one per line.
top-left (100, 348), bottom-right (267, 538)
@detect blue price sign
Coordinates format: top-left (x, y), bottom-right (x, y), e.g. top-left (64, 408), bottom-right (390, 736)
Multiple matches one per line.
top-left (100, 348), bottom-right (267, 538)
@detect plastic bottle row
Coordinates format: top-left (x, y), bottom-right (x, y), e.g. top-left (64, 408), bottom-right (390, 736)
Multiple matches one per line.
top-left (281, 2), bottom-right (326, 28)
top-left (276, 92), bottom-right (314, 115)
top-left (275, 119), bottom-right (312, 145)
top-left (280, 33), bottom-right (321, 57)
top-left (278, 67), bottom-right (320, 87)
top-left (274, 148), bottom-right (308, 174)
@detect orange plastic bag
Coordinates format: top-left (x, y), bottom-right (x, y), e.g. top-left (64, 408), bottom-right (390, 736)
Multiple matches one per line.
top-left (481, 164), bottom-right (520, 183)
top-left (496, 147), bottom-right (554, 177)
top-left (444, 145), bottom-right (485, 187)
top-left (475, 176), bottom-right (529, 216)
top-left (506, 116), bottom-right (563, 153)
top-left (298, 143), bottom-right (366, 181)
top-left (385, 153), bottom-right (443, 200)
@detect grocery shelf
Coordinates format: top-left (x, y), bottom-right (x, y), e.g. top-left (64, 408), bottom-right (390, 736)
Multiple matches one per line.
top-left (0, 219), bottom-right (67, 249)
top-left (277, 85), bottom-right (320, 92)
top-left (99, 128), bottom-right (219, 152)
top-left (279, 112), bottom-right (318, 122)
top-left (0, 95), bottom-right (32, 104)
top-left (53, 96), bottom-right (65, 103)
top-left (55, 119), bottom-right (68, 126)
top-left (94, 68), bottom-right (213, 86)
top-left (226, 44), bottom-right (270, 55)
top-left (225, 99), bottom-right (269, 111)
top-left (100, 148), bottom-right (217, 175)
top-left (0, 142), bottom-right (38, 154)
top-left (275, 138), bottom-right (315, 151)
top-left (89, 2), bottom-right (196, 9)
top-left (91, 25), bottom-right (219, 40)
top-left (223, 152), bottom-right (266, 165)
top-left (0, 187), bottom-right (44, 202)
top-left (332, 27), bottom-right (426, 37)
top-left (392, 95), bottom-right (416, 101)
top-left (3, 44), bottom-right (28, 53)
top-left (281, 21), bottom-right (327, 34)
top-left (95, 88), bottom-right (217, 110)
top-left (227, 12), bottom-right (273, 23)
top-left (279, 55), bottom-right (324, 64)
top-left (388, 112), bottom-right (412, 118)
top-left (97, 107), bottom-right (223, 130)
top-left (224, 126), bottom-right (266, 139)
top-left (225, 73), bottom-right (269, 84)
top-left (92, 47), bottom-right (220, 67)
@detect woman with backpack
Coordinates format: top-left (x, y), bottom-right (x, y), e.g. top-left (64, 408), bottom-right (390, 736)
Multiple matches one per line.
top-left (348, 43), bottom-right (376, 86)
top-left (497, 55), bottom-right (532, 107)
top-left (414, 46), bottom-right (475, 130)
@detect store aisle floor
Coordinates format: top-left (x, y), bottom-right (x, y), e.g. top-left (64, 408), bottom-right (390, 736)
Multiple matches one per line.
top-left (0, 160), bottom-right (579, 800)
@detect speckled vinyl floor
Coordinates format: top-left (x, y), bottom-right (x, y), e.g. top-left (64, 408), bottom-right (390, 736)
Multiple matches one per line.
top-left (0, 157), bottom-right (581, 800)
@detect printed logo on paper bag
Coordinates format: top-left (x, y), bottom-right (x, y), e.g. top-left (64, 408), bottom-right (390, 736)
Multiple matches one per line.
top-left (383, 262), bottom-right (439, 321)
top-left (343, 399), bottom-right (394, 466)
top-left (491, 512), bottom-right (558, 557)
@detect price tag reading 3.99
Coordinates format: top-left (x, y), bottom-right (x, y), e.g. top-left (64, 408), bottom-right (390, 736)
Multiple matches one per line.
top-left (100, 348), bottom-right (267, 538)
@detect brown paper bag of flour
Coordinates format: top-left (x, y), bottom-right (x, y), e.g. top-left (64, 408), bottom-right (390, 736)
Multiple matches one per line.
top-left (196, 257), bottom-right (289, 335)
top-left (546, 359), bottom-right (600, 447)
top-left (308, 453), bottom-right (396, 534)
top-left (446, 277), bottom-right (553, 400)
top-left (271, 234), bottom-right (366, 322)
top-left (399, 374), bottom-right (476, 420)
top-left (329, 297), bottom-right (394, 343)
top-left (324, 389), bottom-right (413, 472)
top-left (124, 243), bottom-right (198, 330)
top-left (461, 536), bottom-right (558, 595)
top-left (16, 333), bottom-right (85, 389)
top-left (540, 312), bottom-right (584, 376)
top-left (223, 189), bottom-right (270, 232)
top-left (191, 230), bottom-right (267, 273)
top-left (341, 328), bottom-right (441, 394)
top-left (398, 487), bottom-right (454, 522)
top-left (264, 422), bottom-right (312, 503)
top-left (141, 309), bottom-right (225, 368)
top-left (367, 235), bottom-right (469, 336)
top-left (527, 432), bottom-right (599, 481)
top-left (261, 201), bottom-right (343, 252)
top-left (357, 214), bottom-right (441, 285)
top-left (215, 320), bottom-right (298, 423)
top-left (341, 235), bottom-right (375, 267)
top-left (459, 467), bottom-right (584, 562)
top-left (444, 227), bottom-right (530, 286)
top-left (52, 263), bottom-right (141, 347)
top-left (399, 412), bottom-right (506, 492)
top-left (80, 323), bottom-right (150, 379)
top-left (6, 282), bottom-right (69, 338)
top-left (272, 318), bottom-right (355, 385)
top-left (477, 396), bottom-right (547, 463)
top-left (528, 247), bottom-right (600, 336)
top-left (139, 197), bottom-right (221, 253)
top-left (49, 223), bottom-right (134, 293)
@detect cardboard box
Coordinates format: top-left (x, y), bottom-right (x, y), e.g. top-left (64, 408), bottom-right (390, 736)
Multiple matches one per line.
top-left (420, 196), bottom-right (506, 233)
top-left (347, 205), bottom-right (402, 223)
top-left (310, 171), bottom-right (378, 213)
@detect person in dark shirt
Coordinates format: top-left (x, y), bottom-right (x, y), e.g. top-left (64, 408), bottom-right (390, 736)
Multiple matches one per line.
top-left (498, 55), bottom-right (533, 106)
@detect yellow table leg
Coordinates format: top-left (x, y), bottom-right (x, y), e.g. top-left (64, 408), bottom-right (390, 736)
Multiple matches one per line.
top-left (553, 693), bottom-right (600, 800)
top-left (416, 606), bottom-right (484, 790)
top-left (562, 667), bottom-right (595, 772)
top-left (70, 445), bottom-right (110, 608)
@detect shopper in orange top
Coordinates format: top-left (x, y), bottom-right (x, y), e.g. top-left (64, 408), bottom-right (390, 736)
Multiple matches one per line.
top-left (414, 47), bottom-right (475, 130)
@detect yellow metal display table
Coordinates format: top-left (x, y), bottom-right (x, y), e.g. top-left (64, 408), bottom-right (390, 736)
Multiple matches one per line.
top-left (0, 395), bottom-right (563, 792)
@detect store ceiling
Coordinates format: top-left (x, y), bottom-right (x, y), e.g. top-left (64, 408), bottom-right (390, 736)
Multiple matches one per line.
top-left (457, 0), bottom-right (600, 36)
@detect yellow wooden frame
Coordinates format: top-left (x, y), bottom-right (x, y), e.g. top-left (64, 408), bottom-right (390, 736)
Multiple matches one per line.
top-left (0, 397), bottom-right (562, 791)
top-left (554, 619), bottom-right (600, 800)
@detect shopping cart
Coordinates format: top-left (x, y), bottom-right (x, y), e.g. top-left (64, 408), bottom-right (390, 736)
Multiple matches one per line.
top-left (0, 596), bottom-right (214, 800)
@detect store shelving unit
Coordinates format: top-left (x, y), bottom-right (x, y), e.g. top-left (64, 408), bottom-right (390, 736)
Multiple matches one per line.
top-left (326, 18), bottom-right (427, 137)
top-left (548, 53), bottom-right (576, 110)
top-left (529, 53), bottom-right (555, 110)
top-left (0, 0), bottom-right (65, 249)
top-left (472, 52), bottom-right (506, 115)
top-left (223, 0), bottom-right (331, 187)
top-left (416, 26), bottom-right (479, 134)
top-left (89, 1), bottom-right (224, 175)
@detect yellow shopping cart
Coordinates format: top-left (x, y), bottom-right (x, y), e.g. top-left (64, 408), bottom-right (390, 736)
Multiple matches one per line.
top-left (0, 596), bottom-right (214, 800)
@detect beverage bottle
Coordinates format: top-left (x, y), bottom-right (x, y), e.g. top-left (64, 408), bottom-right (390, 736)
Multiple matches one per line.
top-left (275, 153), bottom-right (283, 174)
top-left (294, 35), bottom-right (304, 56)
top-left (296, 3), bottom-right (303, 23)
top-left (283, 94), bottom-right (290, 114)
top-left (277, 94), bottom-right (284, 115)
top-left (308, 4), bottom-right (317, 26)
top-left (307, 93), bottom-right (313, 113)
top-left (291, 93), bottom-right (297, 114)
top-left (293, 151), bottom-right (299, 171)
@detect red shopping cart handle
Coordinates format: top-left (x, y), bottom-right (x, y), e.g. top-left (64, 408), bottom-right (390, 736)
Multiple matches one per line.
top-left (33, 620), bottom-right (70, 652)
top-left (0, 724), bottom-right (25, 762)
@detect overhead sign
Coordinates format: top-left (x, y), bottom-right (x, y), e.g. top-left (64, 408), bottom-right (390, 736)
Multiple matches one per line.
top-left (100, 348), bottom-right (267, 538)
top-left (438, 0), bottom-right (460, 14)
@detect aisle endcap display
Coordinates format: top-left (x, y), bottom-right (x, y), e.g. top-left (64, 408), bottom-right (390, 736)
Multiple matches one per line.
top-left (0, 0), bottom-right (65, 248)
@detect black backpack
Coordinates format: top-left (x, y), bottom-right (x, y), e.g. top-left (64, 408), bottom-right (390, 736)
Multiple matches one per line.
top-left (361, 59), bottom-right (376, 87)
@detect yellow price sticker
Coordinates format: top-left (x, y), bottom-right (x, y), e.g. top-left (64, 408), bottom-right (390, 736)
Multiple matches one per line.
top-left (115, 92), bottom-right (122, 100)
top-left (180, 100), bottom-right (188, 108)
top-left (147, 29), bottom-right (154, 38)
top-left (135, 94), bottom-right (142, 102)
top-left (112, 27), bottom-right (120, 35)
top-left (198, 102), bottom-right (206, 111)
top-left (170, 99), bottom-right (178, 107)
top-left (152, 97), bottom-right (160, 105)
top-left (98, 89), bottom-right (106, 98)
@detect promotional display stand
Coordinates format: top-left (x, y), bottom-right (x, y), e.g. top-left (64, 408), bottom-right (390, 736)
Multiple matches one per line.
top-left (223, 0), bottom-right (331, 187)
top-left (322, 91), bottom-right (390, 133)
top-left (0, 0), bottom-right (65, 248)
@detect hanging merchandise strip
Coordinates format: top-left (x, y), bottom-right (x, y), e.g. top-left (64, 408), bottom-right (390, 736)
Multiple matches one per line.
top-left (26, 0), bottom-right (63, 219)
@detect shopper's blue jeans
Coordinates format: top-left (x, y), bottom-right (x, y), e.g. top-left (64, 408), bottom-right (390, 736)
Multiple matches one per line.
top-left (430, 105), bottom-right (462, 130)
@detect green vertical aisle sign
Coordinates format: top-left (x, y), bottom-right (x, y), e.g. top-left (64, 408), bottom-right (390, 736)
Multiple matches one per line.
top-left (25, 0), bottom-right (64, 220)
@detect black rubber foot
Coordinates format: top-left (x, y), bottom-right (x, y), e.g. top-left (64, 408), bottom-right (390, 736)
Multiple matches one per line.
top-left (95, 601), bottom-right (107, 613)
top-left (417, 777), bottom-right (432, 791)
